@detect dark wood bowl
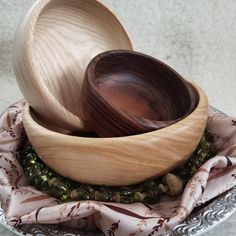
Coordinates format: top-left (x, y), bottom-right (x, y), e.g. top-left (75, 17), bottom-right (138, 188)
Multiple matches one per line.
top-left (81, 50), bottom-right (199, 137)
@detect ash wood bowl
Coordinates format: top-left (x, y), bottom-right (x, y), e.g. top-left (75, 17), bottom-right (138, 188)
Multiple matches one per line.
top-left (13, 0), bottom-right (133, 132)
top-left (81, 50), bottom-right (199, 137)
top-left (23, 82), bottom-right (208, 186)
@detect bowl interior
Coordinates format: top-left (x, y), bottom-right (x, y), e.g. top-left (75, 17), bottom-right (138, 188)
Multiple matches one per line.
top-left (30, 0), bottom-right (132, 118)
top-left (90, 51), bottom-right (199, 122)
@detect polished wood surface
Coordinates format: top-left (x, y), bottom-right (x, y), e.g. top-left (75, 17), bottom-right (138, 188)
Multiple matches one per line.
top-left (81, 50), bottom-right (199, 137)
top-left (13, 0), bottom-right (133, 132)
top-left (23, 83), bottom-right (208, 186)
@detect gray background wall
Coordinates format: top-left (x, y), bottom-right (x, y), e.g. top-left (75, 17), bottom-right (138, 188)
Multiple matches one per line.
top-left (0, 0), bottom-right (236, 235)
top-left (0, 0), bottom-right (236, 115)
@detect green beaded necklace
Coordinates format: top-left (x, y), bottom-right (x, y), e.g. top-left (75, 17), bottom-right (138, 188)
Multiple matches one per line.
top-left (20, 130), bottom-right (216, 204)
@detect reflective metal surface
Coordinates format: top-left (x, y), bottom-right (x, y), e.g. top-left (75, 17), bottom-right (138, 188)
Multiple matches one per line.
top-left (0, 186), bottom-right (236, 236)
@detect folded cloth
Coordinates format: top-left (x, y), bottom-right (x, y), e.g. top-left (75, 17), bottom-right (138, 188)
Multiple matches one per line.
top-left (0, 101), bottom-right (236, 236)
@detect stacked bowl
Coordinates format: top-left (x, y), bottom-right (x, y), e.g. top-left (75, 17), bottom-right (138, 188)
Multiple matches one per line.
top-left (14, 0), bottom-right (208, 186)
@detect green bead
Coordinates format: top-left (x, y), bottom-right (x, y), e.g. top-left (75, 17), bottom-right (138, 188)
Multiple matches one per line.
top-left (144, 189), bottom-right (161, 204)
top-left (40, 175), bottom-right (48, 182)
top-left (94, 187), bottom-right (112, 202)
top-left (120, 197), bottom-right (133, 204)
top-left (74, 188), bottom-right (91, 200)
top-left (60, 194), bottom-right (70, 201)
top-left (144, 180), bottom-right (157, 189)
top-left (55, 184), bottom-right (69, 193)
top-left (174, 167), bottom-right (189, 179)
top-left (60, 185), bottom-right (69, 192)
top-left (20, 147), bottom-right (33, 158)
top-left (25, 166), bottom-right (35, 179)
top-left (80, 185), bottom-right (94, 193)
top-left (120, 187), bottom-right (133, 197)
top-left (22, 153), bottom-right (37, 167)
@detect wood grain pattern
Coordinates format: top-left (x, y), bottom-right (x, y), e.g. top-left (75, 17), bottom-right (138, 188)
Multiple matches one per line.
top-left (81, 50), bottom-right (199, 137)
top-left (13, 0), bottom-right (133, 132)
top-left (23, 82), bottom-right (208, 186)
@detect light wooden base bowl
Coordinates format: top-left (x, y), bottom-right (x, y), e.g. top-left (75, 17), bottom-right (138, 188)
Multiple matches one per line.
top-left (23, 81), bottom-right (208, 186)
top-left (13, 0), bottom-right (133, 132)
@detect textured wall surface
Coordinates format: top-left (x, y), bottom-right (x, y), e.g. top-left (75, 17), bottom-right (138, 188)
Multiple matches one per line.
top-left (1, 0), bottom-right (236, 115)
top-left (0, 0), bottom-right (236, 235)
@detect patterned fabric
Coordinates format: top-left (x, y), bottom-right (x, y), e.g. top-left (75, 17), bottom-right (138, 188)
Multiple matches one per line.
top-left (0, 101), bottom-right (236, 235)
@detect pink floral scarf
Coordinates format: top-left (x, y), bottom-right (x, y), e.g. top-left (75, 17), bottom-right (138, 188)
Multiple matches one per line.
top-left (0, 101), bottom-right (236, 235)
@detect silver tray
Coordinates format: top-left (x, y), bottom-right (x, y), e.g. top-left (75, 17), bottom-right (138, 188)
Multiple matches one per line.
top-left (1, 107), bottom-right (236, 236)
top-left (0, 186), bottom-right (236, 236)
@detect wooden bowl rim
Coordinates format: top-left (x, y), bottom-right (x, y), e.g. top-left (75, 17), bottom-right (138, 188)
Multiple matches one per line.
top-left (23, 81), bottom-right (208, 143)
top-left (15, 0), bottom-right (133, 131)
top-left (86, 50), bottom-right (190, 85)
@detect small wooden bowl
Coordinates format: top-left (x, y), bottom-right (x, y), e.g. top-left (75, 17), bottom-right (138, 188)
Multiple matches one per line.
top-left (81, 50), bottom-right (199, 137)
top-left (13, 0), bottom-right (133, 132)
top-left (23, 82), bottom-right (208, 186)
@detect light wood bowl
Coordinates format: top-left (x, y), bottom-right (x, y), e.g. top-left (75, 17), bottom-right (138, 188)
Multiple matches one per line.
top-left (13, 0), bottom-right (133, 132)
top-left (23, 83), bottom-right (208, 186)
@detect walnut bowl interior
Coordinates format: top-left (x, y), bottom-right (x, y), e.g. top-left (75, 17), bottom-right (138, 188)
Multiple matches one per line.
top-left (81, 50), bottom-right (199, 137)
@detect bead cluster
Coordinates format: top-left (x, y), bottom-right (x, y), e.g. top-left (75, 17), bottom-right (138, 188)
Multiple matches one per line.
top-left (20, 130), bottom-right (216, 204)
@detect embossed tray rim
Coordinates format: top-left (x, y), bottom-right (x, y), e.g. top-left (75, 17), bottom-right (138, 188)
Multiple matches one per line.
top-left (0, 186), bottom-right (236, 236)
